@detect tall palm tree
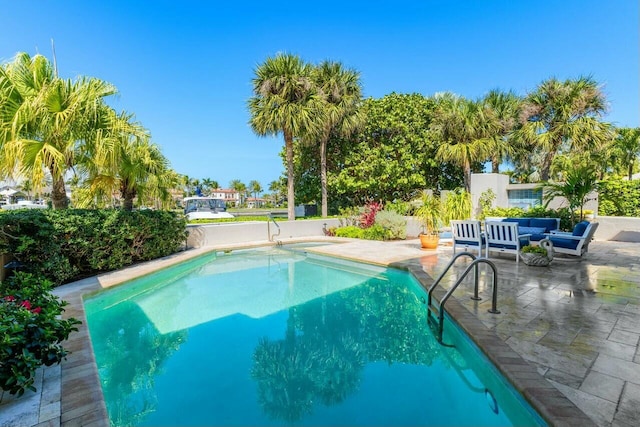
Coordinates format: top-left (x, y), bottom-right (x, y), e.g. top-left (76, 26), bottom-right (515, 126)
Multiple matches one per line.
top-left (249, 53), bottom-right (324, 220)
top-left (482, 89), bottom-right (521, 173)
top-left (248, 180), bottom-right (262, 201)
top-left (518, 76), bottom-right (609, 181)
top-left (431, 94), bottom-right (496, 192)
top-left (311, 61), bottom-right (364, 217)
top-left (0, 52), bottom-right (117, 209)
top-left (229, 179), bottom-right (246, 206)
top-left (614, 127), bottom-right (640, 180)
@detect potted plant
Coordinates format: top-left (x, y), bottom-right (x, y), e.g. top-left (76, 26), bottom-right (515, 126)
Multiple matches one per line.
top-left (520, 240), bottom-right (554, 266)
top-left (415, 193), bottom-right (442, 249)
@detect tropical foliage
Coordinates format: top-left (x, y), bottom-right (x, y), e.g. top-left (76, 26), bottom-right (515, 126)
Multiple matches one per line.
top-left (0, 272), bottom-right (81, 396)
top-left (517, 76), bottom-right (610, 181)
top-left (309, 61), bottom-right (364, 217)
top-left (0, 52), bottom-right (177, 210)
top-left (0, 209), bottom-right (187, 285)
top-left (597, 177), bottom-right (640, 217)
top-left (541, 164), bottom-right (598, 226)
top-left (249, 53), bottom-right (324, 220)
top-left (431, 93), bottom-right (496, 191)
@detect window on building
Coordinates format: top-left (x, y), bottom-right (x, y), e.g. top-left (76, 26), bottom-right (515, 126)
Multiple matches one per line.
top-left (507, 189), bottom-right (542, 210)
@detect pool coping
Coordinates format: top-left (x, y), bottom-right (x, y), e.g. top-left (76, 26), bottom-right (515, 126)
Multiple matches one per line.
top-left (53, 239), bottom-right (594, 427)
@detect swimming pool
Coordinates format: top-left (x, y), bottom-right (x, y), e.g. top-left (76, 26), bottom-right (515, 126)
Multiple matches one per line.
top-left (84, 246), bottom-right (545, 426)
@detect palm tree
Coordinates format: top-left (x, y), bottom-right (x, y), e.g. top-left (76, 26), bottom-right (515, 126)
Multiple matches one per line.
top-left (201, 178), bottom-right (219, 195)
top-left (518, 76), bottom-right (609, 181)
top-left (541, 164), bottom-right (598, 226)
top-left (431, 94), bottom-right (496, 192)
top-left (482, 89), bottom-right (520, 173)
top-left (249, 53), bottom-right (324, 220)
top-left (269, 178), bottom-right (286, 206)
top-left (614, 127), bottom-right (640, 180)
top-left (0, 52), bottom-right (118, 209)
top-left (76, 112), bottom-right (174, 211)
top-left (248, 180), bottom-right (262, 201)
top-left (229, 179), bottom-right (246, 206)
top-left (311, 61), bottom-right (364, 217)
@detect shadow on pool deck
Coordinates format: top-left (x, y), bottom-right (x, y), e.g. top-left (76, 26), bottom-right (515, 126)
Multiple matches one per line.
top-left (1, 238), bottom-right (639, 426)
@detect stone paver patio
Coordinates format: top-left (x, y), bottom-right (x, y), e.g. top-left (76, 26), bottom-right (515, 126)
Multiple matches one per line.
top-left (1, 238), bottom-right (639, 426)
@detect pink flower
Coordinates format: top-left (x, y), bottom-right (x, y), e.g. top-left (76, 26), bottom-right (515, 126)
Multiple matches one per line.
top-left (32, 307), bottom-right (42, 314)
top-left (20, 300), bottom-right (32, 310)
top-left (4, 295), bottom-right (16, 302)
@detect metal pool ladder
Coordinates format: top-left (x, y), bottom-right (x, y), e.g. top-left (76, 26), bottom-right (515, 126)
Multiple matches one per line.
top-left (267, 214), bottom-right (281, 244)
top-left (426, 252), bottom-right (500, 342)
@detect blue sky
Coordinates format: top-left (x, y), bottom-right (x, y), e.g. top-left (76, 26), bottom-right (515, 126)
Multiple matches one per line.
top-left (1, 0), bottom-right (638, 190)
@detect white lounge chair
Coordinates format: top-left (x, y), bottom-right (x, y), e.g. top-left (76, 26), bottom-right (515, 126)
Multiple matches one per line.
top-left (451, 220), bottom-right (485, 257)
top-left (544, 221), bottom-right (599, 257)
top-left (484, 221), bottom-right (531, 263)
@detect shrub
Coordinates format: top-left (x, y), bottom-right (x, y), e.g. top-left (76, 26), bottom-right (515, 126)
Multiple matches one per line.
top-left (360, 202), bottom-right (383, 228)
top-left (374, 210), bottom-right (407, 240)
top-left (334, 226), bottom-right (365, 239)
top-left (384, 200), bottom-right (413, 216)
top-left (0, 209), bottom-right (188, 285)
top-left (442, 189), bottom-right (472, 225)
top-left (482, 206), bottom-right (525, 218)
top-left (338, 206), bottom-right (362, 227)
top-left (598, 177), bottom-right (640, 217)
top-left (362, 224), bottom-right (388, 240)
top-left (0, 272), bottom-right (81, 396)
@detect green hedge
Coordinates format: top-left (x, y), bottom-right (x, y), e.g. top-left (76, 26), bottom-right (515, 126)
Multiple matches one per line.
top-left (0, 209), bottom-right (187, 285)
top-left (598, 178), bottom-right (640, 217)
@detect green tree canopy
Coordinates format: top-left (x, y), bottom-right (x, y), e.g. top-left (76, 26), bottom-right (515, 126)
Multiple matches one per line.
top-left (292, 93), bottom-right (464, 211)
top-left (0, 52), bottom-right (118, 209)
top-left (431, 93), bottom-right (496, 192)
top-left (517, 76), bottom-right (610, 181)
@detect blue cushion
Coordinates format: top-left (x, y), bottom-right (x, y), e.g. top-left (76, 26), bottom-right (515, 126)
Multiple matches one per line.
top-left (530, 233), bottom-right (547, 242)
top-left (503, 218), bottom-right (530, 227)
top-left (549, 237), bottom-right (580, 250)
top-left (456, 238), bottom-right (485, 246)
top-left (518, 226), bottom-right (546, 235)
top-left (530, 218), bottom-right (559, 233)
top-left (572, 221), bottom-right (589, 237)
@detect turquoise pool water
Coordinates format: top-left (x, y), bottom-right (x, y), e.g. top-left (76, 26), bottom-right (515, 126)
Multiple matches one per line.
top-left (84, 247), bottom-right (545, 426)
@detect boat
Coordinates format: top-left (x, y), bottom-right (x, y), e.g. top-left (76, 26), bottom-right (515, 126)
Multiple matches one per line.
top-left (1, 200), bottom-right (48, 210)
top-left (184, 197), bottom-right (234, 220)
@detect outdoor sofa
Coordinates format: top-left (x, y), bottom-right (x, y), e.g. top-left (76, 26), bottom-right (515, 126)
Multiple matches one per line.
top-left (500, 217), bottom-right (560, 242)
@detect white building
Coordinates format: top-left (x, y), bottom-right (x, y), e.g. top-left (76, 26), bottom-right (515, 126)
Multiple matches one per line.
top-left (470, 173), bottom-right (598, 218)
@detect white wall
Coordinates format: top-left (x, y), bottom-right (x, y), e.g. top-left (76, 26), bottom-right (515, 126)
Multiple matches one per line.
top-left (470, 173), bottom-right (510, 218)
top-left (187, 218), bottom-right (343, 248)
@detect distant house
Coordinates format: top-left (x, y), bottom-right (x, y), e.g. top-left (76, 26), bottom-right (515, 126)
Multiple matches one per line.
top-left (246, 197), bottom-right (266, 209)
top-left (210, 188), bottom-right (242, 206)
top-left (470, 173), bottom-right (598, 217)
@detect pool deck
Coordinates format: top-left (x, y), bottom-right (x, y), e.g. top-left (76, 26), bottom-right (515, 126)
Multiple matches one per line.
top-left (1, 238), bottom-right (639, 426)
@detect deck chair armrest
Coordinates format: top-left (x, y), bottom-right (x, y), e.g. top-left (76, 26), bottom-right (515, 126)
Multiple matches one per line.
top-left (549, 230), bottom-right (572, 236)
top-left (546, 234), bottom-right (585, 241)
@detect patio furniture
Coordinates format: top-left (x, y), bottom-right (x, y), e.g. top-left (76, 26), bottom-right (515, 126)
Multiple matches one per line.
top-left (543, 221), bottom-right (599, 257)
top-left (451, 220), bottom-right (485, 257)
top-left (485, 221), bottom-right (531, 263)
top-left (501, 217), bottom-right (560, 242)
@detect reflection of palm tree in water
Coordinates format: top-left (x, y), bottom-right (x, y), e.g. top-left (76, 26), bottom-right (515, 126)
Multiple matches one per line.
top-left (92, 302), bottom-right (188, 426)
top-left (251, 276), bottom-right (448, 422)
top-left (251, 305), bottom-right (364, 423)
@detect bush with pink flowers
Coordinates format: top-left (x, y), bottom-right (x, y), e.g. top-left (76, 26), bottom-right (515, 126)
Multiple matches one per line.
top-left (0, 272), bottom-right (81, 396)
